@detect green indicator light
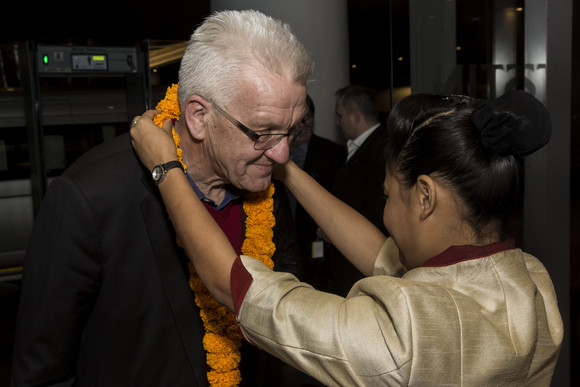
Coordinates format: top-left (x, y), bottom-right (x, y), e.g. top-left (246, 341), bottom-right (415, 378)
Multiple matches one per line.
top-left (42, 55), bottom-right (49, 64)
top-left (93, 55), bottom-right (105, 61)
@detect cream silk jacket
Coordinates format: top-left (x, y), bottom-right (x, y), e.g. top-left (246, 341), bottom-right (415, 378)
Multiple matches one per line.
top-left (235, 238), bottom-right (563, 386)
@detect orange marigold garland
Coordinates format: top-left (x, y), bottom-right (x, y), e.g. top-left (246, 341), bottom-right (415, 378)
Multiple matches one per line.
top-left (154, 84), bottom-right (276, 386)
top-left (242, 185), bottom-right (276, 270)
top-left (153, 83), bottom-right (186, 172)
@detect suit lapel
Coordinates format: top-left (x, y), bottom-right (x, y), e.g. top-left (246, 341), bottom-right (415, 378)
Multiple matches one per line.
top-left (140, 181), bottom-right (207, 386)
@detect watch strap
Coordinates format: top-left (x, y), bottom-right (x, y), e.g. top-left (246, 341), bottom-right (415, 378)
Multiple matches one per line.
top-left (161, 160), bottom-right (184, 173)
top-left (152, 160), bottom-right (185, 185)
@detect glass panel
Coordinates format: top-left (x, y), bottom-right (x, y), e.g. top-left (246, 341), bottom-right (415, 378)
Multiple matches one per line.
top-left (571, 0), bottom-right (580, 382)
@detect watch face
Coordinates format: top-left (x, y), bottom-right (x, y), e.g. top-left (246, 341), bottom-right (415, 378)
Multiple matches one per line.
top-left (152, 165), bottom-right (164, 182)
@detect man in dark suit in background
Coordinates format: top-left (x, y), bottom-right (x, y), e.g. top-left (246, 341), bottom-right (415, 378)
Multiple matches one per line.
top-left (314, 85), bottom-right (389, 297)
top-left (11, 10), bottom-right (310, 386)
top-left (288, 95), bottom-right (347, 284)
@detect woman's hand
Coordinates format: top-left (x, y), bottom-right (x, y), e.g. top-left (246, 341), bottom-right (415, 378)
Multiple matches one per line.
top-left (272, 159), bottom-right (296, 184)
top-left (130, 110), bottom-right (178, 171)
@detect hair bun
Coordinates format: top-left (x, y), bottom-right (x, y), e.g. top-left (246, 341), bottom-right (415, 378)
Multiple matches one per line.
top-left (471, 89), bottom-right (551, 156)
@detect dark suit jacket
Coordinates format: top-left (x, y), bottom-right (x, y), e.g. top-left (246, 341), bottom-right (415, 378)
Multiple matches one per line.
top-left (293, 134), bottom-right (346, 281)
top-left (316, 125), bottom-right (389, 297)
top-left (11, 133), bottom-right (300, 386)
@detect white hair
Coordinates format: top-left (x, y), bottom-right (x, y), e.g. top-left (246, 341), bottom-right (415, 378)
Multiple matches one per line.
top-left (177, 10), bottom-right (314, 108)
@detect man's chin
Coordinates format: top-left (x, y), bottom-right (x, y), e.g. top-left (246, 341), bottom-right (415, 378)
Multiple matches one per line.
top-left (239, 176), bottom-right (272, 193)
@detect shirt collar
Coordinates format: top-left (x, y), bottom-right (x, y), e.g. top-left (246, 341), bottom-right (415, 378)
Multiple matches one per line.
top-left (187, 174), bottom-right (241, 210)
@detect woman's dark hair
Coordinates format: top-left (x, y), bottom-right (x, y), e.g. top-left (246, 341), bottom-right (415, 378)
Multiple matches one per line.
top-left (385, 91), bottom-right (551, 239)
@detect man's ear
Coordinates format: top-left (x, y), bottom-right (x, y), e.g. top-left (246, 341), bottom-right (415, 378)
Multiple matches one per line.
top-left (184, 95), bottom-right (211, 140)
top-left (416, 174), bottom-right (436, 220)
top-left (352, 110), bottom-right (363, 126)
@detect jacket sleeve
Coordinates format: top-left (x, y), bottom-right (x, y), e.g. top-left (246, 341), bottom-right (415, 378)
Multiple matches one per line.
top-left (373, 237), bottom-right (407, 277)
top-left (235, 255), bottom-right (414, 386)
top-left (11, 176), bottom-right (101, 386)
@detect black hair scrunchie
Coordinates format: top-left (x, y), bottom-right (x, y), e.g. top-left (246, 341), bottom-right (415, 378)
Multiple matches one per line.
top-left (471, 89), bottom-right (551, 156)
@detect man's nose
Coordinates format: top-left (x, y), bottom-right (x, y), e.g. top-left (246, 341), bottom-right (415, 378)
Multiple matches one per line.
top-left (264, 137), bottom-right (290, 164)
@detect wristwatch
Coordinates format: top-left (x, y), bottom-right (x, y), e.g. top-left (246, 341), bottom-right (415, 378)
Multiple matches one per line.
top-left (151, 160), bottom-right (185, 185)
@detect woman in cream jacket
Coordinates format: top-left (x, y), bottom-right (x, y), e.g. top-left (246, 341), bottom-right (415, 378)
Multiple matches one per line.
top-left (130, 90), bottom-right (563, 386)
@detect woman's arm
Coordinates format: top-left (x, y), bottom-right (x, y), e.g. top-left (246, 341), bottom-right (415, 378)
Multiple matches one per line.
top-left (131, 110), bottom-right (236, 310)
top-left (275, 162), bottom-right (386, 276)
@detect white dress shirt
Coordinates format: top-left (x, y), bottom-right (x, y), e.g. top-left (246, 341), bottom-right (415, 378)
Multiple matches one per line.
top-left (346, 123), bottom-right (380, 160)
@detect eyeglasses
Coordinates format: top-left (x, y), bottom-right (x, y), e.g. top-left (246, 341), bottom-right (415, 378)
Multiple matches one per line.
top-left (207, 99), bottom-right (309, 150)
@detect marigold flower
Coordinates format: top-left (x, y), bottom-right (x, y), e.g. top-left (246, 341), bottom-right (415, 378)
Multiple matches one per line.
top-left (207, 369), bottom-right (242, 386)
top-left (207, 351), bottom-right (242, 372)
